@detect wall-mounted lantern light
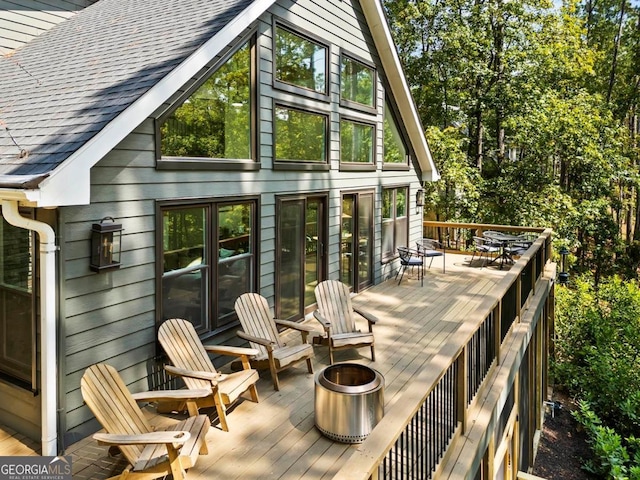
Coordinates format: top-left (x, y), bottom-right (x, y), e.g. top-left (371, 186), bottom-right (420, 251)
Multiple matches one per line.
top-left (415, 188), bottom-right (425, 213)
top-left (557, 246), bottom-right (569, 285)
top-left (90, 217), bottom-right (123, 273)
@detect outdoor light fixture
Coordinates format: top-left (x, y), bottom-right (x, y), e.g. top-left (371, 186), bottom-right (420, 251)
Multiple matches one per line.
top-left (416, 188), bottom-right (425, 209)
top-left (90, 217), bottom-right (123, 272)
top-left (557, 246), bottom-right (569, 285)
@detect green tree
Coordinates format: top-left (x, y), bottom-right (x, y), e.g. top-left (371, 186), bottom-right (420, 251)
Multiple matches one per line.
top-left (555, 276), bottom-right (640, 437)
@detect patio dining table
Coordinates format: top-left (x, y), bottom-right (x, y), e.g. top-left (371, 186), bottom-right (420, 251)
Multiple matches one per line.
top-left (482, 231), bottom-right (525, 269)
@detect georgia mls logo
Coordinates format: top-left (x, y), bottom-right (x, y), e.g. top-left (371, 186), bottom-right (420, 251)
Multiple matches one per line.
top-left (0, 456), bottom-right (72, 480)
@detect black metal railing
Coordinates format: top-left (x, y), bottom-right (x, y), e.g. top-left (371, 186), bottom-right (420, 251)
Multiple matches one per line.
top-left (467, 311), bottom-right (497, 405)
top-left (379, 362), bottom-right (459, 479)
top-left (333, 225), bottom-right (554, 480)
top-left (501, 281), bottom-right (518, 342)
top-left (521, 259), bottom-right (534, 308)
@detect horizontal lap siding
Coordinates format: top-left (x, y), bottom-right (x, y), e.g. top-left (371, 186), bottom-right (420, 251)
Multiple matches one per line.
top-left (61, 0), bottom-right (424, 439)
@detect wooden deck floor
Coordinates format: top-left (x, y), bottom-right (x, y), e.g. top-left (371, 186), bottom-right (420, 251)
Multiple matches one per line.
top-left (0, 424), bottom-right (39, 457)
top-left (4, 252), bottom-right (512, 479)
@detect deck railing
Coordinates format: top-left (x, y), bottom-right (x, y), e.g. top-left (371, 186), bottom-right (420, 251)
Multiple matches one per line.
top-left (333, 223), bottom-right (553, 480)
top-left (380, 360), bottom-right (459, 479)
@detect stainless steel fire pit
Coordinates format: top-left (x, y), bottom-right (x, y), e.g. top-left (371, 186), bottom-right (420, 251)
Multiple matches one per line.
top-left (314, 363), bottom-right (384, 443)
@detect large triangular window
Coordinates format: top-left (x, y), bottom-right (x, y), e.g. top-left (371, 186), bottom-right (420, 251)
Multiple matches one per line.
top-left (383, 100), bottom-right (409, 167)
top-left (159, 39), bottom-right (254, 164)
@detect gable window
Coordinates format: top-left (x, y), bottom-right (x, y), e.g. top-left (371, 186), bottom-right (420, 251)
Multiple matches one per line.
top-left (383, 100), bottom-right (409, 167)
top-left (274, 23), bottom-right (328, 100)
top-left (340, 118), bottom-right (374, 168)
top-left (159, 199), bottom-right (257, 335)
top-left (340, 55), bottom-right (376, 112)
top-left (274, 104), bottom-right (329, 169)
top-left (158, 39), bottom-right (254, 167)
top-left (381, 186), bottom-right (408, 261)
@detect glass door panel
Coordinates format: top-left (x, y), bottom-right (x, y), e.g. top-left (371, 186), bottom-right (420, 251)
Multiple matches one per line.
top-left (304, 199), bottom-right (322, 307)
top-left (340, 196), bottom-right (354, 286)
top-left (278, 201), bottom-right (304, 320)
top-left (341, 192), bottom-right (374, 292)
top-left (358, 193), bottom-right (374, 290)
top-left (277, 196), bottom-right (326, 320)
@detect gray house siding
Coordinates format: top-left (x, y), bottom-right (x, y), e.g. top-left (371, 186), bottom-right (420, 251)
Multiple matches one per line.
top-left (0, 0), bottom-right (97, 53)
top-left (59, 0), bottom-right (426, 442)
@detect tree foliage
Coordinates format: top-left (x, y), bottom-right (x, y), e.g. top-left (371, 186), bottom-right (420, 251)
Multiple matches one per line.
top-left (555, 276), bottom-right (640, 437)
top-left (384, 0), bottom-right (640, 277)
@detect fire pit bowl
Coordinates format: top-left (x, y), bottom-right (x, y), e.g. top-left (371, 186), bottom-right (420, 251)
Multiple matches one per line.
top-left (314, 363), bottom-right (384, 443)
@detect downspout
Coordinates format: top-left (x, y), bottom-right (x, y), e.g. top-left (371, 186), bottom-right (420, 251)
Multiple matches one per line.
top-left (1, 200), bottom-right (58, 456)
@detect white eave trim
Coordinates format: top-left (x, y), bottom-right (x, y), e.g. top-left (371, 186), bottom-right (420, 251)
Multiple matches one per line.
top-left (0, 188), bottom-right (41, 205)
top-left (33, 0), bottom-right (277, 208)
top-left (360, 0), bottom-right (440, 182)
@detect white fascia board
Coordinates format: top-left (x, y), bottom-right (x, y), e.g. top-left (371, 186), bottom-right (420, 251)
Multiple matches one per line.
top-left (34, 0), bottom-right (277, 208)
top-left (360, 0), bottom-right (440, 183)
top-left (0, 188), bottom-right (40, 205)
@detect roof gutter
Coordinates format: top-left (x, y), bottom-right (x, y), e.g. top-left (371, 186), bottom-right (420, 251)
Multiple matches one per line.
top-left (1, 200), bottom-right (58, 456)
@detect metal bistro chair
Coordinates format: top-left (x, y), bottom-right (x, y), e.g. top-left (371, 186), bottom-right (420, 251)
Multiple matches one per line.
top-left (416, 238), bottom-right (445, 273)
top-left (471, 236), bottom-right (501, 268)
top-left (506, 233), bottom-right (536, 258)
top-left (396, 246), bottom-right (424, 286)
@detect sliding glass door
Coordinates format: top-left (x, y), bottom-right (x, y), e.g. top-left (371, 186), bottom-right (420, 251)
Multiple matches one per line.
top-left (276, 195), bottom-right (327, 320)
top-left (341, 191), bottom-right (374, 292)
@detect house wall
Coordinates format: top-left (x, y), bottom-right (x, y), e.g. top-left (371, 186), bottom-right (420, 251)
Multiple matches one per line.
top-left (58, 0), bottom-right (425, 443)
top-left (0, 0), bottom-right (98, 54)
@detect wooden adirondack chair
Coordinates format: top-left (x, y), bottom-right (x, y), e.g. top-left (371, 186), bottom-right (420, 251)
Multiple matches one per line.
top-left (313, 280), bottom-right (378, 364)
top-left (157, 318), bottom-right (260, 432)
top-left (81, 363), bottom-right (210, 480)
top-left (234, 293), bottom-right (315, 391)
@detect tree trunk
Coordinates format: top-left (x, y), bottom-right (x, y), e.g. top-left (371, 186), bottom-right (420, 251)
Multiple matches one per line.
top-left (494, 0), bottom-right (506, 165)
top-left (606, 0), bottom-right (626, 104)
top-left (585, 0), bottom-right (596, 40)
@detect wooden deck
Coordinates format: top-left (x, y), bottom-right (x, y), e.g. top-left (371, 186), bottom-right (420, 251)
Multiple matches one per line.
top-left (0, 424), bottom-right (39, 457)
top-left (4, 252), bottom-right (513, 479)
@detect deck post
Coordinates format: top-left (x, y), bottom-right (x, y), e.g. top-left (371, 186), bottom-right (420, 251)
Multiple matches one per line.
top-left (457, 349), bottom-right (468, 433)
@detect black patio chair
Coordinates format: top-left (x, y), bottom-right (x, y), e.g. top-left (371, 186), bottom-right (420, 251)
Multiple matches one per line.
top-left (396, 246), bottom-right (424, 286)
top-left (416, 238), bottom-right (445, 273)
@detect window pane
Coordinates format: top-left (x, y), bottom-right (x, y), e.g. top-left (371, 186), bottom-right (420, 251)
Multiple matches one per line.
top-left (381, 189), bottom-right (393, 258)
top-left (218, 203), bottom-right (253, 324)
top-left (161, 42), bottom-right (251, 159)
top-left (275, 106), bottom-right (326, 162)
top-left (396, 188), bottom-right (407, 218)
top-left (0, 217), bottom-right (33, 383)
top-left (219, 203), bottom-right (252, 257)
top-left (340, 120), bottom-right (373, 163)
top-left (162, 207), bottom-right (208, 331)
top-left (396, 188), bottom-right (408, 249)
top-left (384, 101), bottom-right (408, 164)
top-left (341, 57), bottom-right (374, 107)
top-left (381, 187), bottom-right (408, 262)
top-left (275, 26), bottom-right (326, 94)
top-left (395, 216), bottom-right (408, 252)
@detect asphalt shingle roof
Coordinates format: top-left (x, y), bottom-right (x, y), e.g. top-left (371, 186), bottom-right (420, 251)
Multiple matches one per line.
top-left (0, 0), bottom-right (253, 186)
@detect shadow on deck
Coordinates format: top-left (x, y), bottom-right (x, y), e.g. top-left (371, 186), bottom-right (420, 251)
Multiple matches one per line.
top-left (4, 251), bottom-right (515, 479)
